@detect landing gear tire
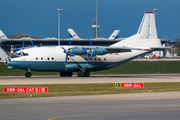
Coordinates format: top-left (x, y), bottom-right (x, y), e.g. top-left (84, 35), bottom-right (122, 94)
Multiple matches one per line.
top-left (84, 71), bottom-right (90, 77)
top-left (77, 71), bottom-right (84, 77)
top-left (67, 72), bottom-right (73, 77)
top-left (60, 72), bottom-right (73, 77)
top-left (25, 72), bottom-right (32, 77)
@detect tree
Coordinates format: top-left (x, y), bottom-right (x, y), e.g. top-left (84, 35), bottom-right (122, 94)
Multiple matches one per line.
top-left (31, 36), bottom-right (39, 39)
top-left (174, 37), bottom-right (180, 42)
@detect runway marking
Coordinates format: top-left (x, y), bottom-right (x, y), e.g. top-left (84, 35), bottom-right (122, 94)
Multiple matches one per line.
top-left (47, 108), bottom-right (180, 120)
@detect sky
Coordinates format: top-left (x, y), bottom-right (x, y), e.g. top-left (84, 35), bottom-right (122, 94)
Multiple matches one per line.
top-left (0, 0), bottom-right (179, 41)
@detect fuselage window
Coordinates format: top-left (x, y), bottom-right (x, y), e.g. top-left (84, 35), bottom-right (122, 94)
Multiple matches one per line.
top-left (52, 57), bottom-right (54, 60)
top-left (41, 57), bottom-right (43, 60)
top-left (36, 57), bottom-right (38, 60)
top-left (68, 58), bottom-right (69, 60)
top-left (47, 57), bottom-right (50, 60)
top-left (99, 58), bottom-right (101, 61)
top-left (90, 58), bottom-right (92, 60)
top-left (104, 58), bottom-right (106, 61)
top-left (94, 58), bottom-right (96, 61)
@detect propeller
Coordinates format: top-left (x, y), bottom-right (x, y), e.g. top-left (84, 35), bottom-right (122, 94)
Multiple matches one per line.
top-left (30, 39), bottom-right (34, 47)
top-left (82, 40), bottom-right (96, 65)
top-left (14, 39), bottom-right (25, 51)
top-left (38, 43), bottom-right (42, 47)
top-left (61, 39), bottom-right (75, 65)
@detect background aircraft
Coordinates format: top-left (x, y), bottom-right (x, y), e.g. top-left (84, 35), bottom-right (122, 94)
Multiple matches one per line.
top-left (4, 12), bottom-right (168, 77)
top-left (0, 30), bottom-right (7, 38)
top-left (68, 28), bottom-right (120, 40)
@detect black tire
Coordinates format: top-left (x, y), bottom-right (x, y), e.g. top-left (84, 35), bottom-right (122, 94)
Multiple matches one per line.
top-left (84, 71), bottom-right (90, 77)
top-left (25, 72), bottom-right (32, 77)
top-left (60, 72), bottom-right (66, 77)
top-left (67, 72), bottom-right (73, 77)
top-left (77, 71), bottom-right (84, 77)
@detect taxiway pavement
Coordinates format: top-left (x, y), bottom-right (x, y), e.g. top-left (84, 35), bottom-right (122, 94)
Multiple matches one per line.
top-left (0, 91), bottom-right (180, 120)
top-left (0, 74), bottom-right (180, 85)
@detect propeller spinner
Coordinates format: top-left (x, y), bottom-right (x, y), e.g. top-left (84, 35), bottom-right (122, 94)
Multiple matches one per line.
top-left (82, 40), bottom-right (96, 65)
top-left (61, 39), bottom-right (75, 65)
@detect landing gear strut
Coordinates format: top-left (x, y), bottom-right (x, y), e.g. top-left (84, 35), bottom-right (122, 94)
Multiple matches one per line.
top-left (60, 72), bottom-right (73, 77)
top-left (25, 72), bottom-right (32, 77)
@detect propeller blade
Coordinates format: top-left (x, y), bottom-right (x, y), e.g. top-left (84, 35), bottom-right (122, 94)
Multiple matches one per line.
top-left (86, 54), bottom-right (90, 65)
top-left (22, 39), bottom-right (25, 48)
top-left (82, 47), bottom-right (87, 53)
top-left (90, 51), bottom-right (96, 56)
top-left (69, 40), bottom-right (72, 46)
top-left (65, 54), bottom-right (69, 65)
top-left (15, 47), bottom-right (20, 51)
top-left (38, 43), bottom-right (42, 47)
top-left (30, 39), bottom-right (34, 47)
top-left (69, 51), bottom-right (75, 56)
top-left (61, 46), bottom-right (66, 53)
top-left (89, 40), bottom-right (92, 47)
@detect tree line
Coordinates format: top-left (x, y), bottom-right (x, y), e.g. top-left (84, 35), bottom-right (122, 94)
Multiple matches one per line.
top-left (6, 33), bottom-right (39, 39)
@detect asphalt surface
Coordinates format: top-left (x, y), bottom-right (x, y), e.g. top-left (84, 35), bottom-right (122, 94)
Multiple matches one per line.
top-left (0, 92), bottom-right (180, 120)
top-left (1, 74), bottom-right (180, 85)
top-left (1, 74), bottom-right (180, 120)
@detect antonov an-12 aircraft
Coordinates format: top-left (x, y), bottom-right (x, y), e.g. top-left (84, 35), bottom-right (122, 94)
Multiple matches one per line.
top-left (4, 12), bottom-right (169, 77)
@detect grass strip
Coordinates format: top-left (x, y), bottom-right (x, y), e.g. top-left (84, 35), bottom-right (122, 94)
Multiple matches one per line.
top-left (0, 82), bottom-right (180, 99)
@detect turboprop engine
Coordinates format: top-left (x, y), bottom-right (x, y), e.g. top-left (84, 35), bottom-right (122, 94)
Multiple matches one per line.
top-left (91, 48), bottom-right (110, 55)
top-left (70, 47), bottom-right (110, 55)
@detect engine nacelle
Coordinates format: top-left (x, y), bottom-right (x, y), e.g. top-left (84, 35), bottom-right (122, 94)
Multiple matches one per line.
top-left (70, 48), bottom-right (85, 55)
top-left (65, 64), bottom-right (78, 70)
top-left (91, 48), bottom-right (109, 55)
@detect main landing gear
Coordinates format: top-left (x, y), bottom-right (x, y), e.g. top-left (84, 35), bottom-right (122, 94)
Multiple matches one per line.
top-left (25, 71), bottom-right (32, 77)
top-left (60, 72), bottom-right (73, 77)
top-left (77, 71), bottom-right (90, 77)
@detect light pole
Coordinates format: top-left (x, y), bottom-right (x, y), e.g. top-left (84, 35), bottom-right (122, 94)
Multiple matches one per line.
top-left (57, 8), bottom-right (63, 46)
top-left (96, 0), bottom-right (98, 38)
top-left (153, 8), bottom-right (159, 21)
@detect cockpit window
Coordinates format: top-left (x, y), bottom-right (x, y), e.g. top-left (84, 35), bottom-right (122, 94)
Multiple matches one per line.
top-left (14, 51), bottom-right (29, 57)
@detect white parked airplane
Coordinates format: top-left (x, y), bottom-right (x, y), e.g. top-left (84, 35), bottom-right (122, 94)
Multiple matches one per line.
top-left (68, 28), bottom-right (120, 40)
top-left (68, 29), bottom-right (80, 39)
top-left (0, 30), bottom-right (7, 38)
top-left (108, 30), bottom-right (120, 40)
top-left (4, 12), bottom-right (169, 77)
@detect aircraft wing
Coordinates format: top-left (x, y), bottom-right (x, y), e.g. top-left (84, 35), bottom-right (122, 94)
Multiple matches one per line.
top-left (106, 46), bottom-right (151, 52)
top-left (150, 47), bottom-right (172, 49)
top-left (106, 46), bottom-right (173, 52)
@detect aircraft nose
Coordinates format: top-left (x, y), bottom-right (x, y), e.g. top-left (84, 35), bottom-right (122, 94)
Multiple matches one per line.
top-left (3, 57), bottom-right (11, 65)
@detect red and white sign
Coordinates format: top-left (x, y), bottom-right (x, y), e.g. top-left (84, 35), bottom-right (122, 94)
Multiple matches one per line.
top-left (122, 83), bottom-right (144, 88)
top-left (4, 87), bottom-right (48, 93)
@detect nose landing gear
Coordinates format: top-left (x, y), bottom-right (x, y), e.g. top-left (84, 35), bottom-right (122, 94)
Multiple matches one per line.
top-left (25, 72), bottom-right (32, 77)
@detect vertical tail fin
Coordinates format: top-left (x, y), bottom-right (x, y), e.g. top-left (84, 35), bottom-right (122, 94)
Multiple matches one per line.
top-left (0, 30), bottom-right (7, 38)
top-left (137, 12), bottom-right (157, 39)
top-left (109, 30), bottom-right (120, 40)
top-left (68, 29), bottom-right (80, 38)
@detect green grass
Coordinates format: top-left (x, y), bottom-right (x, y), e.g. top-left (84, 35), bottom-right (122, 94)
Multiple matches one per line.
top-left (1, 82), bottom-right (180, 99)
top-left (1, 61), bottom-right (180, 76)
top-left (92, 61), bottom-right (180, 75)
